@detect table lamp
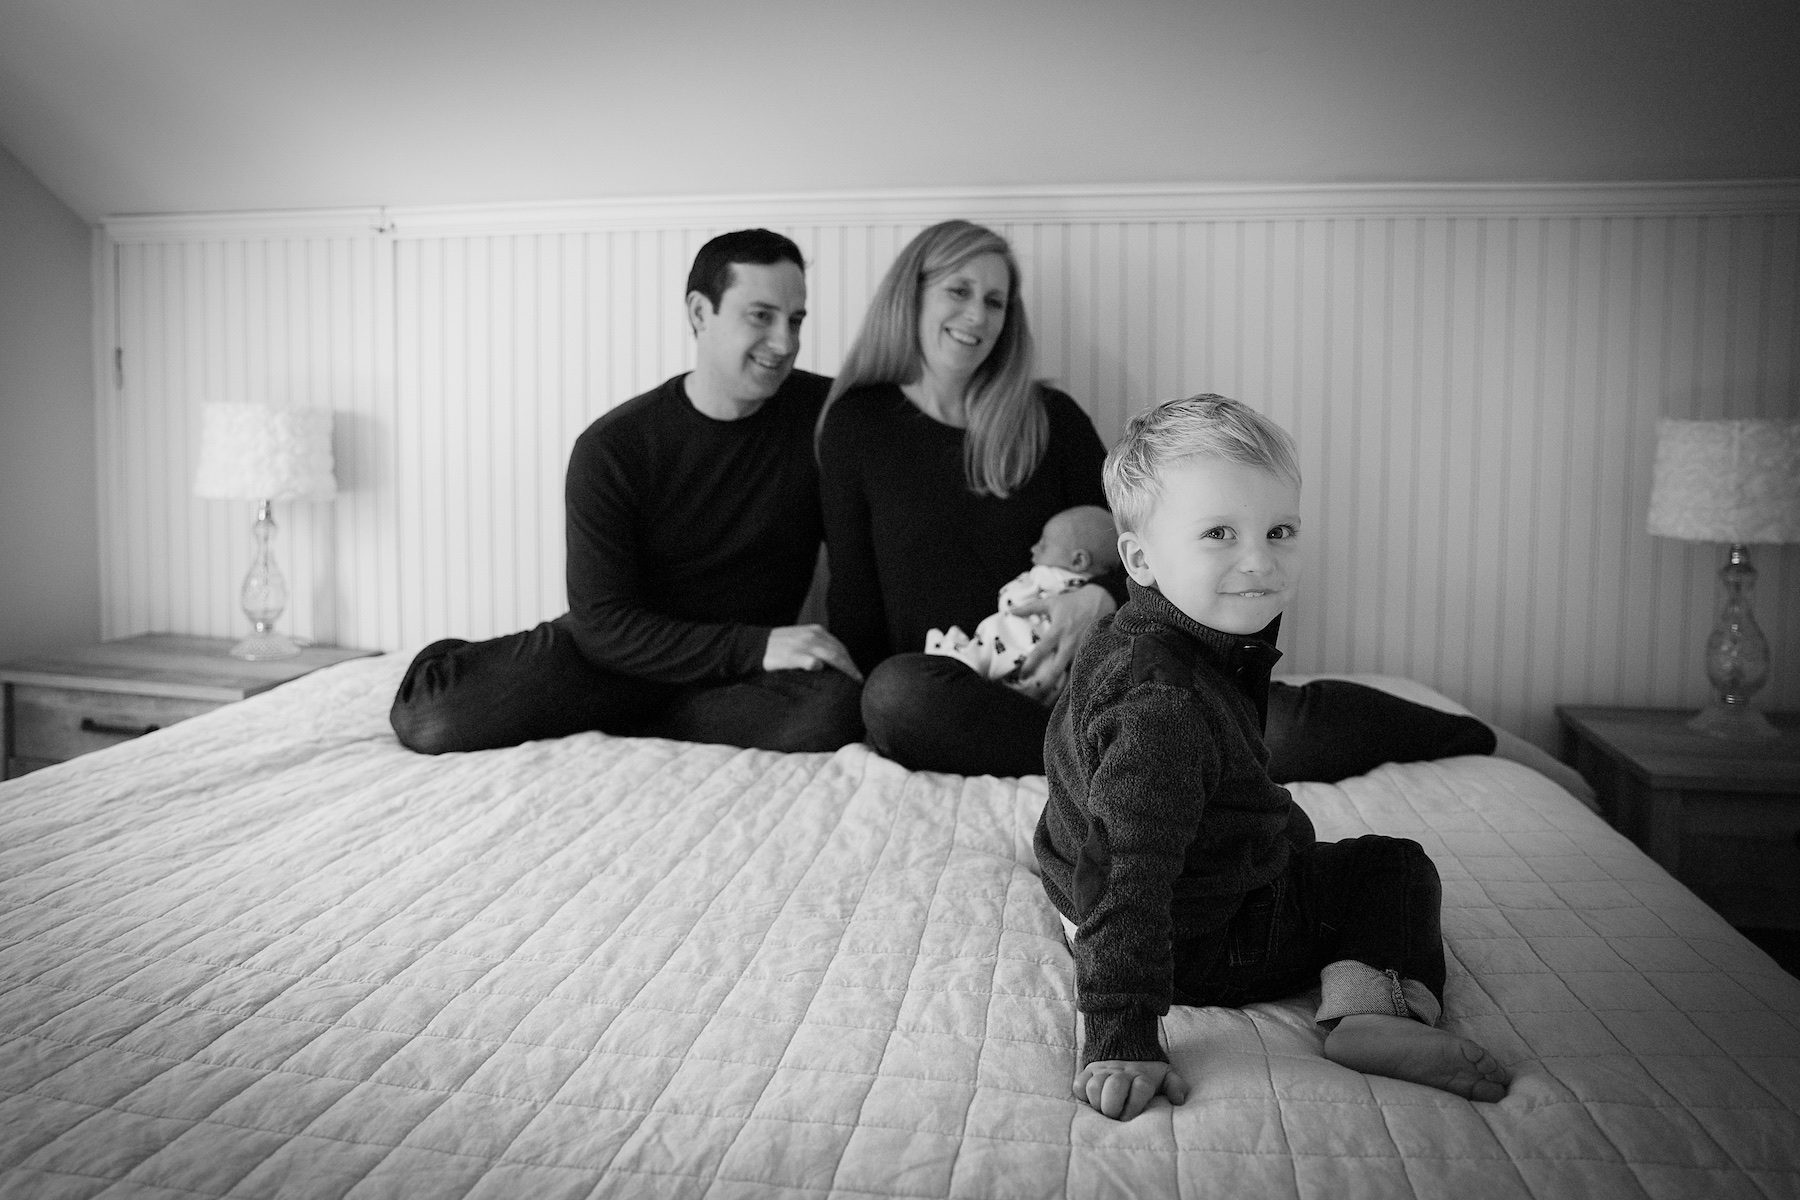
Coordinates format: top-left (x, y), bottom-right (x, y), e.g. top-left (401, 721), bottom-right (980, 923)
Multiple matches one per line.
top-left (1647, 417), bottom-right (1800, 740)
top-left (194, 403), bottom-right (337, 660)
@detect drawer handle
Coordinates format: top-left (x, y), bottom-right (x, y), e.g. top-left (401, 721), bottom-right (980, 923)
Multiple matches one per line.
top-left (79, 717), bottom-right (161, 739)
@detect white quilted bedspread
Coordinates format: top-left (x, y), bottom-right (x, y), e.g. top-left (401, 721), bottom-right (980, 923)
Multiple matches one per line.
top-left (2, 656), bottom-right (1797, 1200)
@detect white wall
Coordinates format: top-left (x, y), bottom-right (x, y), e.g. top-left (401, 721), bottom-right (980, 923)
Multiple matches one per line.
top-left (97, 183), bottom-right (1800, 753)
top-left (0, 144), bottom-right (97, 662)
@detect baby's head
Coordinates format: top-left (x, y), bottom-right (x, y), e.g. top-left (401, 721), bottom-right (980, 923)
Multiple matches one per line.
top-left (1102, 394), bottom-right (1302, 635)
top-left (1031, 505), bottom-right (1122, 576)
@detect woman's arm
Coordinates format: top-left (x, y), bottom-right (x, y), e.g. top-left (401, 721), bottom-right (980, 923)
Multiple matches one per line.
top-left (1010, 388), bottom-right (1125, 696)
top-left (1043, 387), bottom-right (1113, 509)
top-left (817, 394), bottom-right (893, 675)
top-left (1010, 583), bottom-right (1116, 701)
top-left (1052, 388), bottom-right (1129, 610)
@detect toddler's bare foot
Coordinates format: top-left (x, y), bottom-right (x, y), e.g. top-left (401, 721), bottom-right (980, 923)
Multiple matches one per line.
top-left (1324, 1014), bottom-right (1509, 1102)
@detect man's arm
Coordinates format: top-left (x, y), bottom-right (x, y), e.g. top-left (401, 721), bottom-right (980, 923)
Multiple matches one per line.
top-left (763, 623), bottom-right (861, 679)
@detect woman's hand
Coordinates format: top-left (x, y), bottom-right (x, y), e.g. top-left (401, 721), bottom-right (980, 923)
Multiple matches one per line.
top-left (1009, 583), bottom-right (1115, 703)
top-left (1074, 1059), bottom-right (1189, 1120)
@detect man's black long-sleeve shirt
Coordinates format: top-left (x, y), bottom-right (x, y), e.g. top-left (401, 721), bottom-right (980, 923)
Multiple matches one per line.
top-left (561, 370), bottom-right (831, 684)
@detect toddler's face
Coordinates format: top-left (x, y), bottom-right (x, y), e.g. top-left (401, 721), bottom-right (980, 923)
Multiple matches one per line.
top-left (1119, 457), bottom-right (1301, 634)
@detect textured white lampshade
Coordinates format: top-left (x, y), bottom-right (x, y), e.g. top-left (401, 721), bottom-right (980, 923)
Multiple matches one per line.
top-left (1647, 419), bottom-right (1800, 544)
top-left (1646, 417), bottom-right (1800, 740)
top-left (194, 404), bottom-right (336, 501)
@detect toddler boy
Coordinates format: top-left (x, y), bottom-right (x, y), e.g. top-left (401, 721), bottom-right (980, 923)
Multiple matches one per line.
top-left (1034, 395), bottom-right (1509, 1121)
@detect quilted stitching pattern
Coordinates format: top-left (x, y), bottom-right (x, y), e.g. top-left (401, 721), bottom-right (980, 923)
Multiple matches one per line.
top-left (1, 657), bottom-right (1796, 1199)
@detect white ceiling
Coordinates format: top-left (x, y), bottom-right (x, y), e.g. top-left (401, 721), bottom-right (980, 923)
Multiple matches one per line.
top-left (2, 0), bottom-right (1796, 223)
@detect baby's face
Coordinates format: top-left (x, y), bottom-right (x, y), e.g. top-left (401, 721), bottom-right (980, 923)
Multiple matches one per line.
top-left (1030, 521), bottom-right (1088, 570)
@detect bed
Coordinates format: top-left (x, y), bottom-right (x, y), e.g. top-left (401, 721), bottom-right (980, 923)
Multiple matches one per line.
top-left (2, 653), bottom-right (1796, 1200)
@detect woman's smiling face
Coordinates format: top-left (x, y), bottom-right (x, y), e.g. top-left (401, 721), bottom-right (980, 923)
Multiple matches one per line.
top-left (915, 252), bottom-right (1011, 390)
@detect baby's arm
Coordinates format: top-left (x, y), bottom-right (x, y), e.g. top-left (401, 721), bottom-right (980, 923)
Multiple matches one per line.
top-left (1075, 1059), bottom-right (1190, 1121)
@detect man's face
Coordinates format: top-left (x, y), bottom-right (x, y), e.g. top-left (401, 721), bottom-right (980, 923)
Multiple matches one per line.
top-left (689, 260), bottom-right (807, 405)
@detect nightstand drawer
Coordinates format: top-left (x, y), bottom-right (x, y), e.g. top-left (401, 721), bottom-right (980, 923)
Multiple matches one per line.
top-left (10, 684), bottom-right (221, 765)
top-left (1676, 790), bottom-right (1800, 929)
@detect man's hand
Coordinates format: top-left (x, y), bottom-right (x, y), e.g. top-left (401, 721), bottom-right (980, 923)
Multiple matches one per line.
top-left (763, 624), bottom-right (863, 681)
top-left (1074, 1059), bottom-right (1189, 1121)
top-left (1009, 584), bottom-right (1116, 702)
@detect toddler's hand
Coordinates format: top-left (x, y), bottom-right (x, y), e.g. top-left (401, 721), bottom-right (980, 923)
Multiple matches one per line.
top-left (1074, 1059), bottom-right (1189, 1121)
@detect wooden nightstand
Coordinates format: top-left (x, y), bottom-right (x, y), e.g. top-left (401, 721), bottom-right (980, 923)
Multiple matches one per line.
top-left (0, 633), bottom-right (378, 779)
top-left (1558, 705), bottom-right (1800, 930)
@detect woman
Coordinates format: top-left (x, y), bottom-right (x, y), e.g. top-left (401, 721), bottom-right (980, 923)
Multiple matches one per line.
top-left (815, 220), bottom-right (1124, 775)
top-left (818, 219), bottom-right (1496, 778)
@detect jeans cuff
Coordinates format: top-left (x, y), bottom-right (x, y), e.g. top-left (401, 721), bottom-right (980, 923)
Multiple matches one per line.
top-left (1315, 959), bottom-right (1442, 1027)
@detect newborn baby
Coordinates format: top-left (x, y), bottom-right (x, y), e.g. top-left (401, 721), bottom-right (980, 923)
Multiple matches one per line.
top-left (925, 505), bottom-right (1121, 700)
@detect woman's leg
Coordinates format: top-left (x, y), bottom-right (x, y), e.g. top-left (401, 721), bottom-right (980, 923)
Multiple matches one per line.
top-left (860, 653), bottom-right (1049, 776)
top-left (859, 660), bottom-right (1499, 782)
top-left (1264, 680), bottom-right (1495, 784)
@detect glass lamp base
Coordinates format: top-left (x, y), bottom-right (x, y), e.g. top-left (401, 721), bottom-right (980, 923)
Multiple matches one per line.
top-left (1686, 700), bottom-right (1780, 741)
top-left (229, 630), bottom-right (302, 661)
top-left (231, 500), bottom-right (301, 661)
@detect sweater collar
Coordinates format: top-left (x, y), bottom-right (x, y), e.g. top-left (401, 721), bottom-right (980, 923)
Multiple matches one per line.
top-left (1119, 578), bottom-right (1284, 681)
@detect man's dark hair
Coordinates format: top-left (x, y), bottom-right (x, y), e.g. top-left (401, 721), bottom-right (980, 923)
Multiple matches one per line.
top-left (686, 229), bottom-right (806, 312)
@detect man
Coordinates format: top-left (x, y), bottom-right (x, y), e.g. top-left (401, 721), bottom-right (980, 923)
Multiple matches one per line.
top-left (390, 229), bottom-right (863, 754)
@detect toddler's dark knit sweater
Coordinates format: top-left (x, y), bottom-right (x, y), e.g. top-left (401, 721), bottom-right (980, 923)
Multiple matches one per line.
top-left (1035, 580), bottom-right (1315, 1065)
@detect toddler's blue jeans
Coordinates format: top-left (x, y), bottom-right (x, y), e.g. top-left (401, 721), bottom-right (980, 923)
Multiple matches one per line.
top-left (1172, 834), bottom-right (1448, 1023)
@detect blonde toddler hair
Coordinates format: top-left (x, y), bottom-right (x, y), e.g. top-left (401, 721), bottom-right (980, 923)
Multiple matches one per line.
top-left (1103, 394), bottom-right (1301, 533)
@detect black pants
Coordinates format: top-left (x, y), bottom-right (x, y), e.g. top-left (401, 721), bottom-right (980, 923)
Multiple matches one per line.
top-left (860, 653), bottom-right (1495, 782)
top-left (1174, 835), bottom-right (1447, 1012)
top-left (389, 617), bottom-right (864, 755)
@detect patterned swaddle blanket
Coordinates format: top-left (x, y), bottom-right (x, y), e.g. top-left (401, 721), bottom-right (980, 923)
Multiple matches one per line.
top-left (925, 564), bottom-right (1093, 692)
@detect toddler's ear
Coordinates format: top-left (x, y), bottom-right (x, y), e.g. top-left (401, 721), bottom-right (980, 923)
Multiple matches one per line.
top-left (1118, 531), bottom-right (1157, 587)
top-left (1070, 547), bottom-right (1091, 573)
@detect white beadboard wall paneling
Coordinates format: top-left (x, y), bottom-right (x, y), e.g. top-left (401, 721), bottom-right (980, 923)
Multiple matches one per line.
top-left (99, 182), bottom-right (1800, 750)
top-left (101, 229), bottom-right (390, 651)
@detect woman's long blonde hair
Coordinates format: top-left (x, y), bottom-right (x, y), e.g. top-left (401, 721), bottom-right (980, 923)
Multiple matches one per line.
top-left (817, 220), bottom-right (1048, 498)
